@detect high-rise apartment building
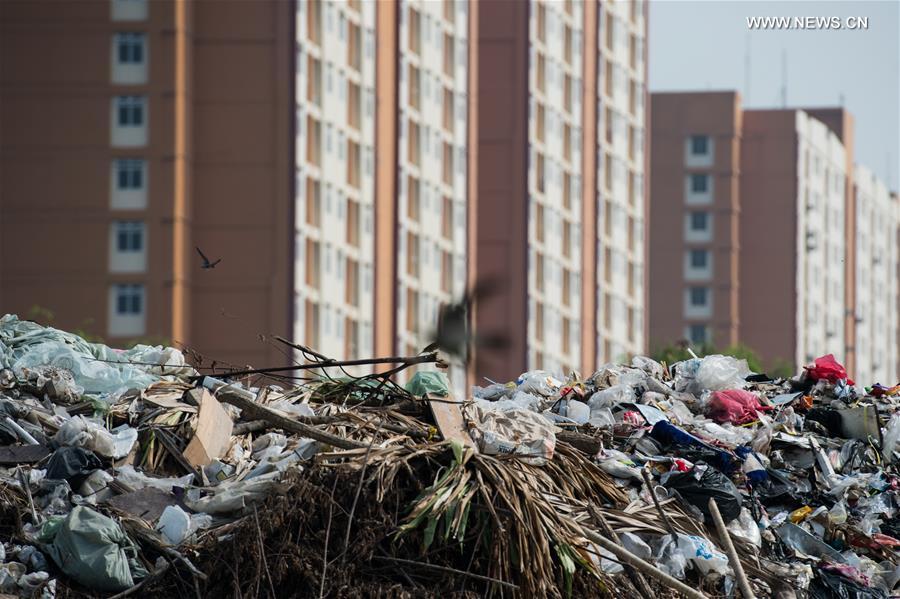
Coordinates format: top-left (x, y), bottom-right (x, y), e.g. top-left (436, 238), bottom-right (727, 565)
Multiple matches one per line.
top-left (854, 166), bottom-right (899, 385)
top-left (473, 0), bottom-right (648, 381)
top-left (650, 91), bottom-right (898, 384)
top-left (1, 0), bottom-right (650, 389)
top-left (0, 0), bottom-right (294, 368)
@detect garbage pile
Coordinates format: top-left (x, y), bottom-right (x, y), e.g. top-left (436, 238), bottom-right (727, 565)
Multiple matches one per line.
top-left (1, 313), bottom-right (900, 598)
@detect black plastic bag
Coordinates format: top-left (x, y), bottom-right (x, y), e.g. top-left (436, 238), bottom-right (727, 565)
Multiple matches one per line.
top-left (663, 462), bottom-right (742, 523)
top-left (45, 446), bottom-right (102, 488)
top-left (809, 569), bottom-right (887, 599)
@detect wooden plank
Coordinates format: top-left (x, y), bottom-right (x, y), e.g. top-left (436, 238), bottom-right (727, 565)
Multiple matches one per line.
top-left (426, 393), bottom-right (476, 450)
top-left (182, 389), bottom-right (234, 467)
top-left (0, 444), bottom-right (50, 465)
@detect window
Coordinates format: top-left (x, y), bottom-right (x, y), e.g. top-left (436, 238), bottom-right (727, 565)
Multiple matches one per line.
top-left (111, 0), bottom-right (147, 21)
top-left (346, 199), bottom-right (359, 246)
top-left (536, 2), bottom-right (546, 42)
top-left (536, 104), bottom-right (545, 142)
top-left (562, 221), bottom-right (571, 258)
top-left (442, 197), bottom-right (453, 239)
top-left (348, 22), bottom-right (361, 71)
top-left (690, 135), bottom-right (709, 156)
top-left (345, 317), bottom-right (359, 359)
top-left (346, 258), bottom-right (359, 306)
top-left (536, 154), bottom-right (545, 193)
top-left (688, 324), bottom-right (708, 344)
top-left (409, 64), bottom-right (421, 110)
top-left (409, 8), bottom-right (421, 55)
top-left (690, 211), bottom-right (709, 232)
top-left (306, 240), bottom-right (320, 288)
top-left (407, 232), bottom-right (419, 277)
top-left (605, 59), bottom-right (614, 98)
top-left (115, 284), bottom-right (143, 315)
top-left (604, 153), bottom-right (612, 191)
top-left (115, 33), bottom-right (145, 64)
top-left (605, 12), bottom-right (614, 50)
top-left (116, 96), bottom-right (145, 126)
top-left (689, 249), bottom-right (708, 269)
top-left (443, 33), bottom-right (454, 77)
top-left (407, 176), bottom-right (420, 221)
top-left (443, 88), bottom-right (454, 132)
top-left (564, 74), bottom-right (572, 114)
top-left (443, 0), bottom-right (455, 24)
top-left (406, 288), bottom-right (419, 333)
top-left (115, 159), bottom-right (144, 189)
top-left (348, 81), bottom-right (360, 130)
top-left (308, 0), bottom-right (322, 45)
top-left (690, 173), bottom-right (709, 193)
top-left (628, 33), bottom-right (636, 69)
top-left (441, 251), bottom-right (452, 293)
top-left (347, 140), bottom-right (360, 188)
top-left (563, 173), bottom-right (571, 210)
top-left (306, 116), bottom-right (321, 166)
top-left (562, 268), bottom-right (570, 306)
top-left (535, 303), bottom-right (544, 341)
top-left (308, 56), bottom-right (322, 106)
top-left (536, 204), bottom-right (545, 243)
top-left (536, 254), bottom-right (544, 291)
top-left (689, 287), bottom-right (709, 307)
top-left (562, 317), bottom-right (570, 351)
top-left (442, 142), bottom-right (453, 185)
top-left (408, 119), bottom-right (420, 166)
top-left (564, 25), bottom-right (572, 65)
top-left (536, 54), bottom-right (545, 93)
top-left (305, 300), bottom-right (320, 348)
top-left (115, 221), bottom-right (144, 251)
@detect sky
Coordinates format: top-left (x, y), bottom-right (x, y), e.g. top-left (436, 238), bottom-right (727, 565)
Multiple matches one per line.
top-left (649, 0), bottom-right (900, 189)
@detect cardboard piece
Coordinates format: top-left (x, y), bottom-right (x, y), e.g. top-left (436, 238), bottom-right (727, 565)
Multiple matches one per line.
top-left (426, 393), bottom-right (476, 450)
top-left (182, 390), bottom-right (233, 467)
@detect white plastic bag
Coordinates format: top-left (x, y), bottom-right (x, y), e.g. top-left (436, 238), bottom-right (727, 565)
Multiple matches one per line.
top-left (467, 407), bottom-right (556, 466)
top-left (726, 508), bottom-right (761, 547)
top-left (156, 505), bottom-right (191, 545)
top-left (115, 465), bottom-right (194, 491)
top-left (694, 355), bottom-right (751, 392)
top-left (882, 412), bottom-right (900, 463)
top-left (54, 416), bottom-right (117, 457)
top-left (588, 385), bottom-right (637, 409)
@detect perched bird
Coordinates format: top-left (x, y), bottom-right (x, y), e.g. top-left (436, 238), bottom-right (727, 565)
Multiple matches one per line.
top-left (195, 247), bottom-right (221, 269)
top-left (422, 280), bottom-right (508, 363)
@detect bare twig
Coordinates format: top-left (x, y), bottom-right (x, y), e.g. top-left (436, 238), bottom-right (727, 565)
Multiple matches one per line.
top-left (340, 419), bottom-right (384, 558)
top-left (589, 506), bottom-right (655, 598)
top-left (254, 505), bottom-right (277, 598)
top-left (372, 556), bottom-right (518, 590)
top-left (641, 468), bottom-right (678, 543)
top-left (319, 475), bottom-right (339, 599)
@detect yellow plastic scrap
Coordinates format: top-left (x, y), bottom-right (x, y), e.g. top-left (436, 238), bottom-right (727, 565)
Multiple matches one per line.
top-left (790, 506), bottom-right (813, 523)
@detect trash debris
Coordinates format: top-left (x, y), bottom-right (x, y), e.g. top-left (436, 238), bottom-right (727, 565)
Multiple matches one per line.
top-left (1, 317), bottom-right (899, 598)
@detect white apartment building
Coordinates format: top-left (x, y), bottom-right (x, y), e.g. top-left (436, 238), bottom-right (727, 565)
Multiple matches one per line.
top-left (854, 165), bottom-right (899, 385)
top-left (294, 0), bottom-right (377, 363)
top-left (526, 0), bottom-right (585, 374)
top-left (795, 111), bottom-right (847, 367)
top-left (395, 0), bottom-right (469, 391)
top-left (596, 0), bottom-right (646, 363)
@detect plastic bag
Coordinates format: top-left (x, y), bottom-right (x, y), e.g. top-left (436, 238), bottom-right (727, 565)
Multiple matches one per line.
top-left (405, 371), bottom-right (451, 397)
top-left (475, 390), bottom-right (542, 413)
top-left (156, 505), bottom-right (191, 545)
top-left (588, 384), bottom-right (637, 409)
top-left (54, 417), bottom-right (134, 458)
top-left (631, 356), bottom-right (664, 379)
top-left (726, 508), bottom-right (761, 547)
top-left (596, 449), bottom-right (642, 480)
top-left (653, 535), bottom-right (688, 579)
top-left (44, 506), bottom-right (147, 592)
top-left (675, 534), bottom-right (730, 577)
top-left (468, 406), bottom-right (556, 466)
top-left (805, 353), bottom-right (854, 386)
top-left (114, 465), bottom-right (194, 492)
top-left (620, 532), bottom-right (652, 560)
top-left (587, 407), bottom-right (615, 428)
top-left (45, 446), bottom-right (102, 487)
top-left (516, 370), bottom-right (560, 396)
top-left (882, 412), bottom-right (900, 463)
top-left (706, 389), bottom-right (769, 424)
top-left (552, 399), bottom-right (589, 424)
top-left (662, 463), bottom-right (742, 523)
top-left (694, 355), bottom-right (751, 392)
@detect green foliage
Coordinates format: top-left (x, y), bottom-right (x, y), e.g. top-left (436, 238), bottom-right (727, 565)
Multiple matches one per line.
top-left (650, 340), bottom-right (798, 378)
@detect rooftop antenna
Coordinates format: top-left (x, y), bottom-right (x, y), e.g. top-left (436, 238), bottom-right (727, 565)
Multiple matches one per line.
top-left (780, 48), bottom-right (787, 107)
top-left (744, 33), bottom-right (751, 105)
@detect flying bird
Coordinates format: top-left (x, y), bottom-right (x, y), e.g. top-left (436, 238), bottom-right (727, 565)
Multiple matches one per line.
top-left (422, 279), bottom-right (508, 363)
top-left (196, 247), bottom-right (221, 269)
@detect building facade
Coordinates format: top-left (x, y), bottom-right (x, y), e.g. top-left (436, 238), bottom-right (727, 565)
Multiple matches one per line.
top-left (650, 91), bottom-right (898, 384)
top-left (0, 0), bottom-right (293, 369)
top-left (854, 166), bottom-right (899, 385)
top-left (1, 0), bottom-right (650, 389)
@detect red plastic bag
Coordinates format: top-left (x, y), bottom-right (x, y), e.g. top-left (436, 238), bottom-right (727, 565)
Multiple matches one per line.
top-left (805, 354), bottom-right (854, 386)
top-left (707, 389), bottom-right (770, 425)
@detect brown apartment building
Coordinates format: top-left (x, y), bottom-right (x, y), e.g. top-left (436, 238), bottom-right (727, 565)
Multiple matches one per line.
top-left (0, 0), bottom-right (293, 369)
top-left (650, 91), bottom-right (898, 384)
top-left (1, 0), bottom-right (650, 388)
